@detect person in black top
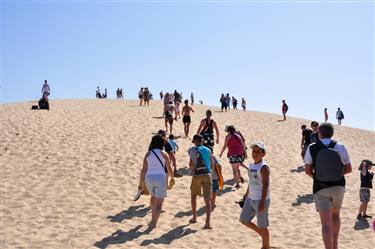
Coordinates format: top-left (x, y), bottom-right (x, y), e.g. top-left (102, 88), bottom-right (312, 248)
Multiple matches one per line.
top-left (310, 121), bottom-right (319, 144)
top-left (151, 130), bottom-right (182, 177)
top-left (196, 110), bottom-right (220, 152)
top-left (300, 124), bottom-right (312, 160)
top-left (357, 159), bottom-right (374, 220)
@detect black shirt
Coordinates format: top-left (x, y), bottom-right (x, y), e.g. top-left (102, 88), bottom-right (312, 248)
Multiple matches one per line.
top-left (310, 132), bottom-right (319, 144)
top-left (148, 141), bottom-right (173, 154)
top-left (302, 129), bottom-right (312, 145)
top-left (361, 171), bottom-right (373, 189)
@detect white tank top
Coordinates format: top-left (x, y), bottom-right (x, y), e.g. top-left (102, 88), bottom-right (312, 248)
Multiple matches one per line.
top-left (146, 149), bottom-right (166, 176)
top-left (248, 161), bottom-right (270, 200)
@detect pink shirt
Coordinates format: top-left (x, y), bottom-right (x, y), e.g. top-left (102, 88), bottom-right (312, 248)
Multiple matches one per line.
top-left (227, 134), bottom-right (245, 156)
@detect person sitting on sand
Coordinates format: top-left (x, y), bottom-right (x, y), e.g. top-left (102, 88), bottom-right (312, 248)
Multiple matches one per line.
top-left (38, 93), bottom-right (50, 110)
top-left (357, 159), bottom-right (374, 220)
top-left (219, 125), bottom-right (248, 189)
top-left (182, 100), bottom-right (194, 138)
top-left (138, 135), bottom-right (174, 229)
top-left (188, 134), bottom-right (213, 229)
top-left (240, 142), bottom-right (270, 249)
top-left (196, 110), bottom-right (220, 152)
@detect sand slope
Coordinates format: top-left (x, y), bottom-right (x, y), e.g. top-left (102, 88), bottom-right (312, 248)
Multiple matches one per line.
top-left (1, 99), bottom-right (374, 249)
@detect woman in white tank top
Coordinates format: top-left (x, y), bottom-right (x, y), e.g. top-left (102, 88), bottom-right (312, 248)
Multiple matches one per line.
top-left (138, 135), bottom-right (173, 229)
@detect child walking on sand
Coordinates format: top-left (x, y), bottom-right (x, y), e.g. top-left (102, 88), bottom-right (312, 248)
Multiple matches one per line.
top-left (168, 134), bottom-right (179, 154)
top-left (357, 160), bottom-right (374, 220)
top-left (239, 142), bottom-right (270, 249)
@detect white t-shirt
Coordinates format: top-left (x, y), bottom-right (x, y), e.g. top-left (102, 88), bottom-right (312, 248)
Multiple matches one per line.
top-left (248, 160), bottom-right (270, 200)
top-left (304, 138), bottom-right (351, 165)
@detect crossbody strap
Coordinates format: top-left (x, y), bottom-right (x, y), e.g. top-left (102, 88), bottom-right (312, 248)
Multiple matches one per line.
top-left (151, 150), bottom-right (166, 171)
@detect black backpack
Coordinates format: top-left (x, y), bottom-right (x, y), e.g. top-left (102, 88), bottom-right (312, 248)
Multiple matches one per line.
top-left (194, 148), bottom-right (209, 175)
top-left (310, 140), bottom-right (344, 182)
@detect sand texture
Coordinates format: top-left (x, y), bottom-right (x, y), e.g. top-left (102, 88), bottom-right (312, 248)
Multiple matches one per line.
top-left (1, 99), bottom-right (374, 249)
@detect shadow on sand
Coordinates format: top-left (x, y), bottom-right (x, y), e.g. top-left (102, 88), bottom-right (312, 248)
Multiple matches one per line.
top-left (354, 218), bottom-right (370, 230)
top-left (290, 165), bottom-right (305, 173)
top-left (174, 206), bottom-right (206, 218)
top-left (107, 205), bottom-right (150, 223)
top-left (140, 225), bottom-right (197, 246)
top-left (277, 119), bottom-right (286, 122)
top-left (219, 186), bottom-right (235, 195)
top-left (94, 225), bottom-right (151, 249)
top-left (292, 194), bottom-right (314, 206)
top-left (224, 178), bottom-right (236, 186)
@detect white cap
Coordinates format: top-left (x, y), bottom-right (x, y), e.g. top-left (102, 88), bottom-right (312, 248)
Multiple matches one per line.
top-left (250, 142), bottom-right (266, 152)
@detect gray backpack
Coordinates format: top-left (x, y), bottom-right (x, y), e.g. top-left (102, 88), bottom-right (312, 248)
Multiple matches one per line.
top-left (311, 140), bottom-right (344, 182)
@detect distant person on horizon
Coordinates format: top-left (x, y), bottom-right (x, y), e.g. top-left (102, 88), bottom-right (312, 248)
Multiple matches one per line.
top-left (41, 80), bottom-right (50, 97)
top-left (304, 122), bottom-right (352, 249)
top-left (220, 94), bottom-right (227, 112)
top-left (160, 91), bottom-right (164, 100)
top-left (182, 100), bottom-right (194, 138)
top-left (103, 88), bottom-right (107, 98)
top-left (96, 86), bottom-right (101, 98)
top-left (324, 108), bottom-right (329, 122)
top-left (226, 94), bottom-right (231, 110)
top-left (143, 87), bottom-right (151, 106)
top-left (196, 110), bottom-right (220, 152)
top-left (282, 100), bottom-right (288, 121)
top-left (242, 98), bottom-right (246, 111)
top-left (336, 108), bottom-right (344, 125)
top-left (300, 124), bottom-right (312, 160)
top-left (240, 142), bottom-right (270, 249)
top-left (138, 87), bottom-right (144, 106)
top-left (188, 134), bottom-right (213, 229)
top-left (191, 92), bottom-right (194, 105)
top-left (232, 97), bottom-right (238, 110)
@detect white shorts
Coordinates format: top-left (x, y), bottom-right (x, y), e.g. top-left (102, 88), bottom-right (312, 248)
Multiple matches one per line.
top-left (145, 174), bottom-right (167, 198)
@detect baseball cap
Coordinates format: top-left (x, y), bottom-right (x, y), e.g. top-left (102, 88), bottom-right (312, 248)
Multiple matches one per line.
top-left (250, 142), bottom-right (266, 152)
top-left (192, 134), bottom-right (203, 143)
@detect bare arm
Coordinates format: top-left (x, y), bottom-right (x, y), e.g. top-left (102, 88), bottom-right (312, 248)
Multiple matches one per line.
top-left (138, 152), bottom-right (149, 189)
top-left (344, 163), bottom-right (352, 175)
top-left (213, 121), bottom-right (220, 144)
top-left (190, 107), bottom-right (194, 113)
top-left (219, 135), bottom-right (229, 157)
top-left (162, 151), bottom-right (174, 178)
top-left (258, 166), bottom-right (270, 212)
top-left (304, 164), bottom-right (314, 178)
top-left (196, 120), bottom-right (204, 134)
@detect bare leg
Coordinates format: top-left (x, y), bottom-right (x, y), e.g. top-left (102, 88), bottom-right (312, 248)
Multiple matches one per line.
top-left (319, 209), bottom-right (334, 249)
top-left (150, 197), bottom-right (164, 228)
top-left (332, 209), bottom-right (341, 249)
top-left (231, 163), bottom-right (239, 187)
top-left (259, 228), bottom-right (270, 249)
top-left (362, 202), bottom-right (368, 216)
top-left (211, 192), bottom-right (216, 211)
top-left (203, 196), bottom-right (212, 228)
top-left (241, 221), bottom-right (262, 236)
top-left (191, 194), bottom-right (197, 222)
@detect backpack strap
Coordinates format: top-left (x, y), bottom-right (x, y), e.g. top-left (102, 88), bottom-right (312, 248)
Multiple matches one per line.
top-left (310, 140), bottom-right (324, 167)
top-left (328, 140), bottom-right (337, 149)
top-left (151, 150), bottom-right (167, 173)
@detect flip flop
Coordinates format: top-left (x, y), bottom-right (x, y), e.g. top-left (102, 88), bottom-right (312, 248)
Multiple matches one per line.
top-left (133, 189), bottom-right (144, 201)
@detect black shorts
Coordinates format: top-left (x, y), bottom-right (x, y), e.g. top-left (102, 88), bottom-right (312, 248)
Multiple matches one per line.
top-left (201, 132), bottom-right (214, 150)
top-left (165, 116), bottom-right (173, 124)
top-left (229, 155), bottom-right (245, 163)
top-left (183, 115), bottom-right (191, 124)
top-left (360, 188), bottom-right (371, 202)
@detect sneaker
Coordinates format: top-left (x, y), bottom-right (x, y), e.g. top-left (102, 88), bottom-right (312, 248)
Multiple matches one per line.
top-left (362, 214), bottom-right (372, 219)
top-left (357, 214), bottom-right (362, 220)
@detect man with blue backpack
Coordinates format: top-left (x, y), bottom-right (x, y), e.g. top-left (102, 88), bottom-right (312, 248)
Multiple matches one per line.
top-left (188, 134), bottom-right (214, 229)
top-left (304, 122), bottom-right (352, 249)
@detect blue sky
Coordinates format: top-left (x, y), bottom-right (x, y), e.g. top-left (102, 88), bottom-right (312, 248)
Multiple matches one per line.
top-left (2, 0), bottom-right (374, 130)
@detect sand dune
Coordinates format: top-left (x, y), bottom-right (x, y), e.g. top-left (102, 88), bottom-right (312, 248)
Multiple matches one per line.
top-left (1, 99), bottom-right (374, 249)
